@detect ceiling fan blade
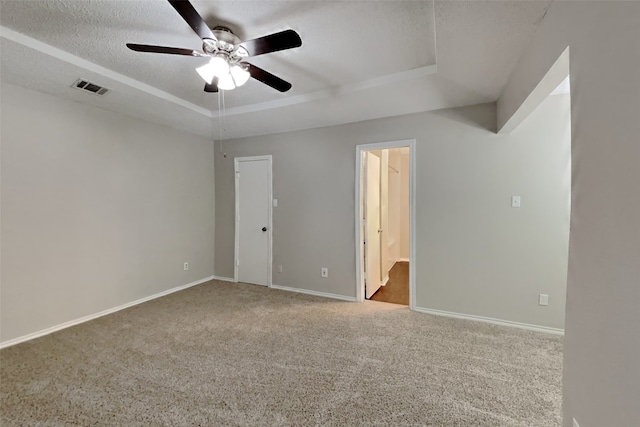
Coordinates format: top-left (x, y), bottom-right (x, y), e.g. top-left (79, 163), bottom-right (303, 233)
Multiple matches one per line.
top-left (167, 0), bottom-right (216, 41)
top-left (127, 43), bottom-right (206, 57)
top-left (247, 63), bottom-right (292, 92)
top-left (204, 78), bottom-right (219, 93)
top-left (240, 29), bottom-right (302, 57)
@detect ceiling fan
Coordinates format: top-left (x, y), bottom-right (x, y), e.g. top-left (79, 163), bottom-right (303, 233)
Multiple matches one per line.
top-left (126, 0), bottom-right (302, 93)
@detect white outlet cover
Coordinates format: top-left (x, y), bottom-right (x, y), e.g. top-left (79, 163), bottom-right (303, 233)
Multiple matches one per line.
top-left (273, 199), bottom-right (278, 207)
top-left (511, 195), bottom-right (521, 208)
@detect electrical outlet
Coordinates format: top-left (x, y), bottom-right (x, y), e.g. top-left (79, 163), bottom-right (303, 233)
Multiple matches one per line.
top-left (321, 267), bottom-right (328, 278)
top-left (539, 293), bottom-right (549, 306)
top-left (277, 265), bottom-right (283, 273)
top-left (184, 262), bottom-right (189, 271)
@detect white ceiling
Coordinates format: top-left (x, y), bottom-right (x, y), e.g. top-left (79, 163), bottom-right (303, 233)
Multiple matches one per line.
top-left (0, 0), bottom-right (551, 139)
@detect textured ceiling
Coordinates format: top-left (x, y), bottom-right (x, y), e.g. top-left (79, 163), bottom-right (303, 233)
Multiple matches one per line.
top-left (0, 1), bottom-right (551, 139)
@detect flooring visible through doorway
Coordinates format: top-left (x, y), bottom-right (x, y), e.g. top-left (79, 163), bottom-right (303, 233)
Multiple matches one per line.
top-left (370, 261), bottom-right (409, 305)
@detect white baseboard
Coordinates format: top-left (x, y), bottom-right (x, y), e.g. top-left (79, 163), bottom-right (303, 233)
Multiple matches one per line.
top-left (270, 284), bottom-right (357, 302)
top-left (398, 258), bottom-right (410, 262)
top-left (381, 276), bottom-right (389, 286)
top-left (212, 275), bottom-right (236, 283)
top-left (0, 275), bottom-right (215, 349)
top-left (412, 306), bottom-right (564, 335)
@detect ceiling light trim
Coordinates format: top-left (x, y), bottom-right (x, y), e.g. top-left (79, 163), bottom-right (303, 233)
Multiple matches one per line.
top-left (0, 26), bottom-right (211, 117)
top-left (220, 64), bottom-right (438, 117)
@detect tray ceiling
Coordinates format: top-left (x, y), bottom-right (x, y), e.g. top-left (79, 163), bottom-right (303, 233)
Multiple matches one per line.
top-left (0, 1), bottom-right (550, 139)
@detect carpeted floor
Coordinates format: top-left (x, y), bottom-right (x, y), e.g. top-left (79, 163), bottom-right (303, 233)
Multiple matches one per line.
top-left (0, 280), bottom-right (563, 426)
top-left (370, 261), bottom-right (410, 305)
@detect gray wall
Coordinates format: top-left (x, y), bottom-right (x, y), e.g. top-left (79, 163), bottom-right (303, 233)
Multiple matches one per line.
top-left (499, 2), bottom-right (640, 426)
top-left (0, 83), bottom-right (215, 343)
top-left (215, 95), bottom-right (571, 330)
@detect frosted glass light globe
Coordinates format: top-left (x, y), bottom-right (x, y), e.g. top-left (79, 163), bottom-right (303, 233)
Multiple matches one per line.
top-left (230, 64), bottom-right (250, 87)
top-left (209, 56), bottom-right (230, 77)
top-left (196, 56), bottom-right (230, 84)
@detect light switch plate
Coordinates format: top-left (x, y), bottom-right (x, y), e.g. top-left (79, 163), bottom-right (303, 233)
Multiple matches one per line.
top-left (511, 195), bottom-right (521, 208)
top-left (539, 293), bottom-right (549, 306)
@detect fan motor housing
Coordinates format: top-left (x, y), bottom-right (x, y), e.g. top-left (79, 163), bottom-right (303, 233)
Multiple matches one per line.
top-left (212, 27), bottom-right (239, 45)
top-left (202, 27), bottom-right (248, 59)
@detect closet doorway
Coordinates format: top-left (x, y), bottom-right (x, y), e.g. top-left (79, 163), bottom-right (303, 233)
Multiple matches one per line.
top-left (355, 140), bottom-right (415, 308)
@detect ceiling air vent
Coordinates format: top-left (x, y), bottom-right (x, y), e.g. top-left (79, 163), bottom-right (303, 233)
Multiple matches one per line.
top-left (72, 79), bottom-right (109, 95)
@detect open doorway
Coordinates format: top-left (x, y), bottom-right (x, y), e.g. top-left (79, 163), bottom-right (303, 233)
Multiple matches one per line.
top-left (355, 140), bottom-right (415, 308)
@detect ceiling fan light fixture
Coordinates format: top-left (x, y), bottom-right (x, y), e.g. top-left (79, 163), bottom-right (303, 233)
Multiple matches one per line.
top-left (215, 64), bottom-right (250, 91)
top-left (127, 0), bottom-right (301, 93)
top-left (197, 55), bottom-right (231, 84)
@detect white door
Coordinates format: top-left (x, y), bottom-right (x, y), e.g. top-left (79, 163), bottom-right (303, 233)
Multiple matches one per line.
top-left (235, 156), bottom-right (271, 286)
top-left (365, 152), bottom-right (382, 298)
top-left (379, 149), bottom-right (390, 284)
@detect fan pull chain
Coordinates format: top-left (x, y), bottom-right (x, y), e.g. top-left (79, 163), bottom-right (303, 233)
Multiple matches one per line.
top-left (217, 89), bottom-right (225, 157)
top-left (222, 89), bottom-right (227, 143)
top-left (210, 90), bottom-right (219, 156)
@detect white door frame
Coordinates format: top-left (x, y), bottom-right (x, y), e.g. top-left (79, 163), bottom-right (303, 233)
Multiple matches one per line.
top-left (234, 155), bottom-right (273, 286)
top-left (355, 139), bottom-right (416, 309)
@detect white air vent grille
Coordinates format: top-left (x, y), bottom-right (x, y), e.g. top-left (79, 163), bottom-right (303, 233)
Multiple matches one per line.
top-left (72, 79), bottom-right (109, 95)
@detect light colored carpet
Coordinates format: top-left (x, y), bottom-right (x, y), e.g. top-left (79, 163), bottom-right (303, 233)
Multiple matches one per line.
top-left (1, 280), bottom-right (562, 426)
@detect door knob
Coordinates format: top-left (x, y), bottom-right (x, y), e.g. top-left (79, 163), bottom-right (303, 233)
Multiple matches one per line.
top-left (262, 227), bottom-right (267, 232)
